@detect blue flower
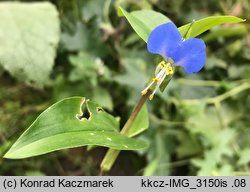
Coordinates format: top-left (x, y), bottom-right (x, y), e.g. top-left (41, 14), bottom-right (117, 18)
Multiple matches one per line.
top-left (142, 22), bottom-right (206, 100)
top-left (148, 22), bottom-right (206, 74)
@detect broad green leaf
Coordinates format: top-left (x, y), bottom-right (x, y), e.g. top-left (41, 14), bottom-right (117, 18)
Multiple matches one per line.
top-left (4, 97), bottom-right (148, 159)
top-left (118, 7), bottom-right (171, 42)
top-left (0, 2), bottom-right (60, 87)
top-left (127, 105), bottom-right (149, 137)
top-left (178, 16), bottom-right (245, 38)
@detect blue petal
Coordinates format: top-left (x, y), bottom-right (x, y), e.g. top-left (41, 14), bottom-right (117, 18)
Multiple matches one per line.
top-left (147, 22), bottom-right (182, 59)
top-left (171, 38), bottom-right (206, 74)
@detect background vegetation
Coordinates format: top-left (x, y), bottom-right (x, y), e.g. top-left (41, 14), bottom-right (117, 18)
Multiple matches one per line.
top-left (0, 0), bottom-right (250, 175)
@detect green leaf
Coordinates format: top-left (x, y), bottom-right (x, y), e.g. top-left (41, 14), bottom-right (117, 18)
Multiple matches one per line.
top-left (238, 149), bottom-right (250, 166)
top-left (93, 87), bottom-right (113, 111)
top-left (191, 125), bottom-right (235, 175)
top-left (68, 51), bottom-right (98, 84)
top-left (118, 7), bottom-right (171, 42)
top-left (4, 97), bottom-right (148, 159)
top-left (114, 57), bottom-right (149, 92)
top-left (143, 158), bottom-right (158, 176)
top-left (176, 132), bottom-right (202, 158)
top-left (146, 131), bottom-right (172, 175)
top-left (119, 7), bottom-right (245, 42)
top-left (179, 16), bottom-right (245, 38)
top-left (81, 0), bottom-right (105, 21)
top-left (127, 105), bottom-right (149, 137)
top-left (0, 2), bottom-right (60, 87)
top-left (61, 22), bottom-right (87, 51)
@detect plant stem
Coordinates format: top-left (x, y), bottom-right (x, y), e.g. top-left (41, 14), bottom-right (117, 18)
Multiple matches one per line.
top-left (182, 82), bottom-right (250, 104)
top-left (207, 82), bottom-right (250, 104)
top-left (100, 90), bottom-right (152, 174)
top-left (120, 90), bottom-right (152, 135)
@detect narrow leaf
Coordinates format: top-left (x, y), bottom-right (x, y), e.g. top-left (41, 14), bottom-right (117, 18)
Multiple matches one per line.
top-left (179, 16), bottom-right (245, 38)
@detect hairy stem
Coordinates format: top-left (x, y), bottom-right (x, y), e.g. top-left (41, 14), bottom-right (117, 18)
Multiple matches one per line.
top-left (100, 90), bottom-right (152, 174)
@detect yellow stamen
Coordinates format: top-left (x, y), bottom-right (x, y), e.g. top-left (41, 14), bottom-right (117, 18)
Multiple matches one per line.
top-left (149, 94), bottom-right (154, 100)
top-left (159, 61), bottom-right (166, 69)
top-left (141, 60), bottom-right (174, 100)
top-left (166, 66), bottom-right (174, 75)
top-left (141, 89), bottom-right (148, 95)
top-left (153, 77), bottom-right (161, 83)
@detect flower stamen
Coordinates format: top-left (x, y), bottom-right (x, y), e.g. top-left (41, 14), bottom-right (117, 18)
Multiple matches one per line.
top-left (166, 66), bottom-right (174, 75)
top-left (141, 61), bottom-right (174, 100)
top-left (159, 61), bottom-right (166, 69)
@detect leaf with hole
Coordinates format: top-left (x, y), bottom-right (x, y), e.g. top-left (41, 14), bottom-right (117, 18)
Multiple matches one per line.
top-left (4, 97), bottom-right (148, 159)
